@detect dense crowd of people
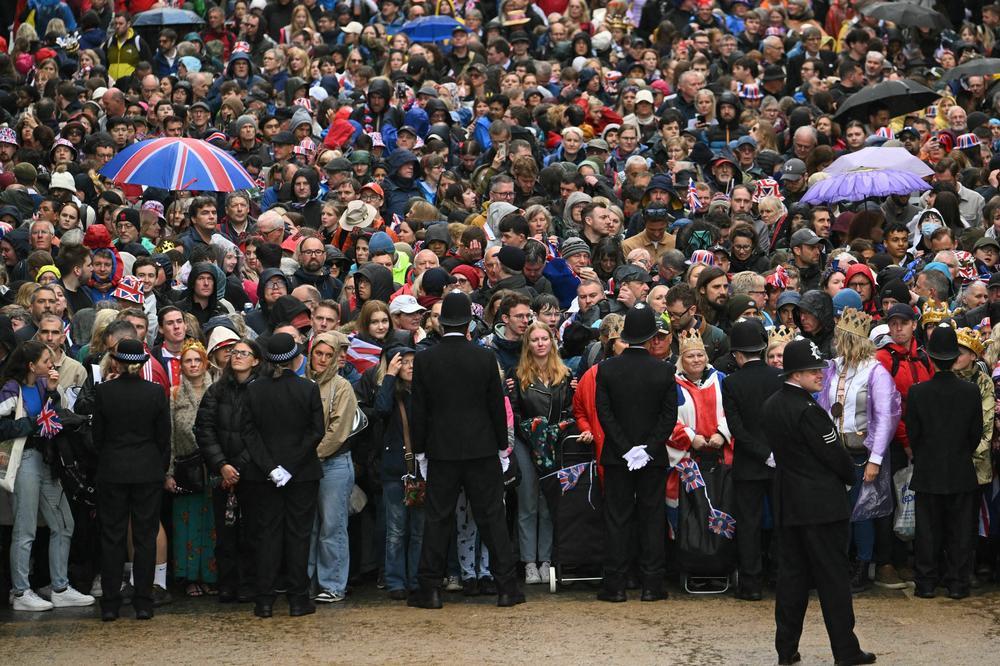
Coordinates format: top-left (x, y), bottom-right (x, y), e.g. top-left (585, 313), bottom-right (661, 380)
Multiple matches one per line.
top-left (1, 0), bottom-right (1000, 644)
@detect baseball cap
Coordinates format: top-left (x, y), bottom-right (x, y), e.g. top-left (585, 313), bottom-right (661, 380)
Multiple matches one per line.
top-left (730, 135), bottom-right (757, 151)
top-left (388, 294), bottom-right (426, 315)
top-left (781, 158), bottom-right (807, 182)
top-left (885, 303), bottom-right (917, 321)
top-left (272, 130), bottom-right (296, 145)
top-left (790, 228), bottom-right (822, 247)
top-left (635, 90), bottom-right (654, 105)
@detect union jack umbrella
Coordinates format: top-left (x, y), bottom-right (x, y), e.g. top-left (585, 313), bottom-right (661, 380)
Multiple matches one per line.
top-left (99, 137), bottom-right (256, 192)
top-left (36, 398), bottom-right (63, 439)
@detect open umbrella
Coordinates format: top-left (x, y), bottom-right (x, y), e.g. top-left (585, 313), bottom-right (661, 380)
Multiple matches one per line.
top-left (940, 58), bottom-right (1000, 82)
top-left (400, 16), bottom-right (467, 43)
top-left (833, 79), bottom-right (940, 122)
top-left (132, 8), bottom-right (205, 27)
top-left (824, 146), bottom-right (933, 177)
top-left (801, 168), bottom-right (930, 204)
top-left (99, 138), bottom-right (255, 192)
top-left (860, 2), bottom-right (950, 29)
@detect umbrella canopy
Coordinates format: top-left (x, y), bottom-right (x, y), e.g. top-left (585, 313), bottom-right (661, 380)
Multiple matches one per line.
top-left (860, 2), bottom-right (950, 29)
top-left (99, 138), bottom-right (255, 192)
top-left (833, 79), bottom-right (940, 122)
top-left (801, 168), bottom-right (931, 204)
top-left (132, 8), bottom-right (205, 26)
top-left (940, 58), bottom-right (1000, 82)
top-left (824, 147), bottom-right (933, 177)
top-left (400, 16), bottom-right (467, 43)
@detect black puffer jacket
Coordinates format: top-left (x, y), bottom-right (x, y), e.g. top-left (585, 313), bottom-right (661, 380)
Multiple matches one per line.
top-left (795, 289), bottom-right (835, 359)
top-left (194, 372), bottom-right (257, 475)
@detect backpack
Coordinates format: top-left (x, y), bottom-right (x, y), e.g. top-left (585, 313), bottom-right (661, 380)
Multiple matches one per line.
top-left (885, 345), bottom-right (931, 378)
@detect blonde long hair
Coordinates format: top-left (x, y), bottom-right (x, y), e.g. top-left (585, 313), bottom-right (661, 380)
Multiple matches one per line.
top-left (516, 322), bottom-right (569, 391)
top-left (833, 328), bottom-right (875, 368)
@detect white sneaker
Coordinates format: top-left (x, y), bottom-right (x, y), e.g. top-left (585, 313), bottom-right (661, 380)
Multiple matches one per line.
top-left (538, 561), bottom-right (551, 584)
top-left (444, 575), bottom-right (463, 592)
top-left (51, 586), bottom-right (96, 608)
top-left (90, 577), bottom-right (103, 598)
top-left (524, 562), bottom-right (542, 585)
top-left (12, 589), bottom-right (54, 612)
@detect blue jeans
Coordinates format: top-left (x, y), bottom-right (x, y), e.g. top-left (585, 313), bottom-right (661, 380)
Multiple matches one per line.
top-left (513, 439), bottom-right (552, 563)
top-left (383, 480), bottom-right (425, 592)
top-left (308, 454), bottom-right (354, 595)
top-left (11, 448), bottom-right (74, 593)
top-left (848, 453), bottom-right (875, 562)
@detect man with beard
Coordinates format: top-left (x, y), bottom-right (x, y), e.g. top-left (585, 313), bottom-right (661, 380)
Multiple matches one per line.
top-left (666, 283), bottom-right (730, 363)
top-left (291, 237), bottom-right (342, 301)
top-left (622, 207), bottom-right (676, 260)
top-left (695, 266), bottom-right (730, 330)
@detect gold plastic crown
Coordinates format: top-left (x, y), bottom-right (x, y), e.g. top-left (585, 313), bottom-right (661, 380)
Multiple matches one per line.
top-left (836, 307), bottom-right (872, 338)
top-left (956, 327), bottom-right (990, 357)
top-left (920, 298), bottom-right (952, 327)
top-left (678, 329), bottom-right (706, 355)
top-left (604, 1), bottom-right (631, 30)
top-left (769, 325), bottom-right (797, 344)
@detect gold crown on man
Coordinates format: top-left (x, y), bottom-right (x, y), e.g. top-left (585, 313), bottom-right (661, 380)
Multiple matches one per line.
top-left (678, 329), bottom-right (705, 355)
top-left (920, 298), bottom-right (952, 327)
top-left (956, 327), bottom-right (989, 357)
top-left (604, 0), bottom-right (631, 30)
top-left (768, 325), bottom-right (797, 344)
top-left (835, 307), bottom-right (872, 338)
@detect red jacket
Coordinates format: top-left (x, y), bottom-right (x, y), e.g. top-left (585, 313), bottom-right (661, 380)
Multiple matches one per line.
top-left (572, 364), bottom-right (604, 485)
top-left (875, 339), bottom-right (934, 449)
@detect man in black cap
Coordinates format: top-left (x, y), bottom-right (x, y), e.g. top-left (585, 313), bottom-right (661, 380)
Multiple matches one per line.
top-left (269, 130), bottom-right (297, 166)
top-left (595, 303), bottom-right (678, 602)
top-left (790, 228), bottom-right (824, 292)
top-left (409, 292), bottom-right (522, 608)
top-left (490, 245), bottom-right (537, 298)
top-left (721, 319), bottom-right (783, 601)
top-left (323, 158), bottom-right (353, 195)
top-left (609, 263), bottom-right (651, 312)
top-left (906, 323), bottom-right (983, 599)
top-left (762, 338), bottom-right (874, 666)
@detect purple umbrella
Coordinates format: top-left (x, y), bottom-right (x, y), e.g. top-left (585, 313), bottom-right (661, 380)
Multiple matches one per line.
top-left (801, 168), bottom-right (930, 205)
top-left (824, 147), bottom-right (933, 177)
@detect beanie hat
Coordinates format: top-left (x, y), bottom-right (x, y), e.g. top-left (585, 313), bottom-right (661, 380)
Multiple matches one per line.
top-left (115, 208), bottom-right (141, 233)
top-left (497, 245), bottom-right (526, 273)
top-left (726, 294), bottom-right (757, 321)
top-left (560, 237), bottom-right (590, 260)
top-left (13, 162), bottom-right (36, 185)
top-left (832, 288), bottom-right (862, 315)
top-left (234, 114), bottom-right (257, 134)
top-left (879, 279), bottom-right (910, 305)
top-left (369, 231), bottom-right (396, 256)
top-left (451, 264), bottom-right (480, 290)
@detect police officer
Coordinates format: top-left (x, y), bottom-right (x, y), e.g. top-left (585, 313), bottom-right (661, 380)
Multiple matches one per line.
top-left (721, 319), bottom-right (782, 601)
top-left (762, 338), bottom-right (876, 666)
top-left (595, 303), bottom-right (678, 602)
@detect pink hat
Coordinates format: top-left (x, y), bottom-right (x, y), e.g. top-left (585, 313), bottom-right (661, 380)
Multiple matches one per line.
top-left (142, 200), bottom-right (165, 220)
top-left (113, 275), bottom-right (145, 305)
top-left (650, 79), bottom-right (670, 94)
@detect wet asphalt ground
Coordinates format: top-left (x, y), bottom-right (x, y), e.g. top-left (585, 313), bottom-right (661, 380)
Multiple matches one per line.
top-left (3, 579), bottom-right (1000, 665)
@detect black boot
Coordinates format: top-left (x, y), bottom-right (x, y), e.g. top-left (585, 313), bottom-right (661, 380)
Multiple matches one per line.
top-left (851, 561), bottom-right (871, 594)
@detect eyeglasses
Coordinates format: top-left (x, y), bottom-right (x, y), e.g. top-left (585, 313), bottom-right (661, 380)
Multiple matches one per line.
top-left (230, 350), bottom-right (254, 359)
top-left (492, 190), bottom-right (514, 199)
top-left (265, 281), bottom-right (286, 290)
top-left (732, 243), bottom-right (753, 251)
top-left (301, 249), bottom-right (325, 256)
top-left (360, 194), bottom-right (381, 202)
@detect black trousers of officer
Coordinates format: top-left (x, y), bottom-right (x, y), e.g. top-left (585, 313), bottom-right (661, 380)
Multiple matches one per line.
top-left (243, 480), bottom-right (318, 604)
top-left (417, 457), bottom-right (516, 594)
top-left (98, 482), bottom-right (162, 614)
top-left (914, 490), bottom-right (975, 592)
top-left (602, 464), bottom-right (668, 591)
top-left (211, 485), bottom-right (256, 596)
top-left (734, 478), bottom-right (771, 592)
top-left (775, 520), bottom-right (862, 662)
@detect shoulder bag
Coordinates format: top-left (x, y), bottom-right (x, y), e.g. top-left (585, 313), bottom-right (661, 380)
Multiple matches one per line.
top-left (398, 399), bottom-right (425, 508)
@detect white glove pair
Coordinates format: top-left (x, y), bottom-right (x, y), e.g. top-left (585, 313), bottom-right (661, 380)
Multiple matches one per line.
top-left (268, 465), bottom-right (292, 487)
top-left (623, 445), bottom-right (652, 471)
top-left (415, 453), bottom-right (428, 480)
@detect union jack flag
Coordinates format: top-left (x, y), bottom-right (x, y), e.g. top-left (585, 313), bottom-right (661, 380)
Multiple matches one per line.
top-left (556, 462), bottom-right (590, 495)
top-left (36, 398), bottom-right (63, 439)
top-left (346, 335), bottom-right (382, 374)
top-left (687, 180), bottom-right (702, 213)
top-left (675, 458), bottom-right (706, 493)
top-left (390, 213), bottom-right (403, 235)
top-left (232, 41), bottom-right (251, 55)
top-left (708, 508), bottom-right (736, 539)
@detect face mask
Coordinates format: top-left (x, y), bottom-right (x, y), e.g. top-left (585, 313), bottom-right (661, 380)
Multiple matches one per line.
top-left (921, 222), bottom-right (940, 237)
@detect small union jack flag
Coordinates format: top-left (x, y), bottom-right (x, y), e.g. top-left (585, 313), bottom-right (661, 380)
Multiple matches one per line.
top-left (390, 213), bottom-right (403, 235)
top-left (232, 41), bottom-right (251, 55)
top-left (708, 508), bottom-right (736, 539)
top-left (675, 458), bottom-right (706, 493)
top-left (556, 462), bottom-right (589, 495)
top-left (687, 180), bottom-right (702, 213)
top-left (36, 398), bottom-right (63, 439)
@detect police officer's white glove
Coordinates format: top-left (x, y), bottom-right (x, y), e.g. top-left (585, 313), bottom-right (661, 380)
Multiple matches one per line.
top-left (269, 466), bottom-right (292, 487)
top-left (415, 453), bottom-right (428, 480)
top-left (623, 445), bottom-right (652, 471)
top-left (765, 453), bottom-right (776, 469)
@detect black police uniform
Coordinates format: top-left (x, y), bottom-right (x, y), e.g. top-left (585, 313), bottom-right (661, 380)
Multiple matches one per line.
top-left (762, 339), bottom-right (869, 664)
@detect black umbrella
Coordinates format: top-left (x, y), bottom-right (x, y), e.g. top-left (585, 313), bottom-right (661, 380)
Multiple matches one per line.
top-left (940, 58), bottom-right (1000, 82)
top-left (860, 2), bottom-right (950, 30)
top-left (833, 79), bottom-right (940, 122)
